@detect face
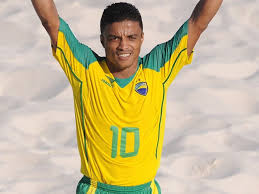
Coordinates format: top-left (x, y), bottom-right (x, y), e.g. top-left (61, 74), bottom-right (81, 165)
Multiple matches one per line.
top-left (101, 20), bottom-right (144, 73)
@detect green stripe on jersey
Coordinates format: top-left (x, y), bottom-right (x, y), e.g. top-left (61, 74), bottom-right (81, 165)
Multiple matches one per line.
top-left (141, 20), bottom-right (188, 71)
top-left (59, 17), bottom-right (100, 69)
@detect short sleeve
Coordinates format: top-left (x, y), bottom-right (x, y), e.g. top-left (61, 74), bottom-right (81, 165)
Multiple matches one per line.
top-left (52, 17), bottom-right (99, 83)
top-left (142, 19), bottom-right (194, 87)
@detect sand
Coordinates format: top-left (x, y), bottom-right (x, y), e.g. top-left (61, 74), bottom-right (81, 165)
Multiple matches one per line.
top-left (0, 0), bottom-right (258, 193)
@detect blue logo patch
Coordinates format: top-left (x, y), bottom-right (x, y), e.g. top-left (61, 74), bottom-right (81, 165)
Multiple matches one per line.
top-left (135, 82), bottom-right (148, 96)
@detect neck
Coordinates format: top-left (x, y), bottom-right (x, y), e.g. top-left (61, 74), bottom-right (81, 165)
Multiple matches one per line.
top-left (112, 66), bottom-right (137, 79)
top-left (107, 62), bottom-right (138, 79)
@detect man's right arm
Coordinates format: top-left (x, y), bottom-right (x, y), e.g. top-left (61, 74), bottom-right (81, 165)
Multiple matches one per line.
top-left (31, 0), bottom-right (59, 50)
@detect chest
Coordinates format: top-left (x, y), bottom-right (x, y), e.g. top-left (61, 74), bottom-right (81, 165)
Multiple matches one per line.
top-left (83, 64), bottom-right (164, 123)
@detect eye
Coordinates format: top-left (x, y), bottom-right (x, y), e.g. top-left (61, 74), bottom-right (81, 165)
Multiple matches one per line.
top-left (108, 36), bottom-right (120, 41)
top-left (128, 35), bottom-right (137, 40)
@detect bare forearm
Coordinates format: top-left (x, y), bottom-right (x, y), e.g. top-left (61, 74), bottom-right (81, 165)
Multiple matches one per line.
top-left (187, 0), bottom-right (223, 56)
top-left (31, 0), bottom-right (59, 46)
top-left (190, 0), bottom-right (223, 30)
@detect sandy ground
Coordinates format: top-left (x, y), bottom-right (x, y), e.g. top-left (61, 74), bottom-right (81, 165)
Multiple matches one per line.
top-left (0, 0), bottom-right (259, 193)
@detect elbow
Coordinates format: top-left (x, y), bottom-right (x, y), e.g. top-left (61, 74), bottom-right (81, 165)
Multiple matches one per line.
top-left (41, 20), bottom-right (54, 31)
top-left (41, 19), bottom-right (51, 31)
top-left (41, 19), bottom-right (59, 34)
top-left (41, 19), bottom-right (48, 27)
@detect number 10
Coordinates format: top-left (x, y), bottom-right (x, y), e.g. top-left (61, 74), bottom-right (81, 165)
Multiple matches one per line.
top-left (110, 126), bottom-right (140, 158)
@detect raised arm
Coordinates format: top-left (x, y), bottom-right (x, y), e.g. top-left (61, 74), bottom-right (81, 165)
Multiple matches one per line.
top-left (31, 0), bottom-right (59, 49)
top-left (187, 0), bottom-right (223, 56)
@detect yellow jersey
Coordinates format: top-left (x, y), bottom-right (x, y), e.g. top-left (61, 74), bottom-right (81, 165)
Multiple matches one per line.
top-left (53, 17), bottom-right (193, 186)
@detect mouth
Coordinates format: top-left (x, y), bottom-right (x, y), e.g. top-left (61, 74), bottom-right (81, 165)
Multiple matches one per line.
top-left (119, 53), bottom-right (131, 57)
top-left (117, 52), bottom-right (132, 60)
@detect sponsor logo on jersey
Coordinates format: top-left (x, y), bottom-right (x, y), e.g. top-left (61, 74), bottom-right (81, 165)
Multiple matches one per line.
top-left (106, 75), bottom-right (115, 84)
top-left (101, 76), bottom-right (115, 88)
top-left (135, 82), bottom-right (148, 96)
top-left (101, 79), bottom-right (113, 88)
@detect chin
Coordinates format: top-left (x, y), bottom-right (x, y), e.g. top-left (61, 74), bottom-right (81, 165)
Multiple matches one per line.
top-left (114, 60), bottom-right (133, 70)
top-left (115, 64), bottom-right (131, 71)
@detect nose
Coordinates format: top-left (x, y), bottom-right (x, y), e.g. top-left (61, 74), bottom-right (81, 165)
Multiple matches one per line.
top-left (117, 37), bottom-right (129, 50)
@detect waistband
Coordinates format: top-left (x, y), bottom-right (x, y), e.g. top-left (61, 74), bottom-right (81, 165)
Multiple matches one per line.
top-left (80, 176), bottom-right (152, 192)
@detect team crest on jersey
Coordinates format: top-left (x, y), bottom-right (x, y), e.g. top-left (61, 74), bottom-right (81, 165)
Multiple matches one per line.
top-left (135, 82), bottom-right (148, 96)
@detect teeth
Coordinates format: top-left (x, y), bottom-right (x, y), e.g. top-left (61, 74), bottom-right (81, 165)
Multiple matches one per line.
top-left (119, 54), bottom-right (130, 57)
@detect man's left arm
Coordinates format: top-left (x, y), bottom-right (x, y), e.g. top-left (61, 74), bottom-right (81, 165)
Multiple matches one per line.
top-left (187, 0), bottom-right (223, 56)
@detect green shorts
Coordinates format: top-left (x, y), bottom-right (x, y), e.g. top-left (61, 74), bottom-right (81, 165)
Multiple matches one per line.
top-left (76, 176), bottom-right (161, 194)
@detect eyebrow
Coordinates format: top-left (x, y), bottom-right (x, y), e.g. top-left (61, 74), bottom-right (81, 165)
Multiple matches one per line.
top-left (128, 34), bottom-right (138, 37)
top-left (107, 34), bottom-right (139, 38)
top-left (108, 34), bottom-right (120, 38)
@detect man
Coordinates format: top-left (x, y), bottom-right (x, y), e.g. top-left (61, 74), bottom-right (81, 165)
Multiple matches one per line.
top-left (31, 0), bottom-right (223, 193)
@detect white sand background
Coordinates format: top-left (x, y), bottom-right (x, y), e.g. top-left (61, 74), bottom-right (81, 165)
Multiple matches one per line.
top-left (1, 0), bottom-right (259, 193)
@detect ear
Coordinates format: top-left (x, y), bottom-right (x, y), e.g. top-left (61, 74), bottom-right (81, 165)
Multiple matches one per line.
top-left (141, 32), bottom-right (144, 44)
top-left (100, 34), bottom-right (104, 48)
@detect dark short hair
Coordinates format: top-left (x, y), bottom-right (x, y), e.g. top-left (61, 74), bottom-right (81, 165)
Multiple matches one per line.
top-left (100, 2), bottom-right (143, 34)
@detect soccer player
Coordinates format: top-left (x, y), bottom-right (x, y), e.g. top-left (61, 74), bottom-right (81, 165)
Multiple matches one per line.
top-left (31, 0), bottom-right (223, 193)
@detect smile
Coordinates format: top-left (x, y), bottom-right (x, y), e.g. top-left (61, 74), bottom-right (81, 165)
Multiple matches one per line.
top-left (118, 53), bottom-right (131, 57)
